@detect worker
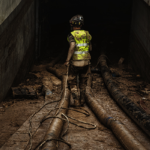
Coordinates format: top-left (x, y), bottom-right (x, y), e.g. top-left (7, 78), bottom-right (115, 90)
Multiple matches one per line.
top-left (64, 14), bottom-right (92, 106)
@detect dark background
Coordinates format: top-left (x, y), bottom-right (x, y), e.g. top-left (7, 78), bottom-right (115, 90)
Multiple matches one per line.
top-left (39, 0), bottom-right (133, 65)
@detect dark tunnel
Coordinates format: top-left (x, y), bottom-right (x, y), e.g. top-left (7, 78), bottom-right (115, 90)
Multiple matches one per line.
top-left (2, 1), bottom-right (150, 149)
top-left (39, 0), bottom-right (133, 65)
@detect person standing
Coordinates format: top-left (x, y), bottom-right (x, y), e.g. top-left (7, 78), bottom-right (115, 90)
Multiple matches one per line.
top-left (64, 14), bottom-right (92, 106)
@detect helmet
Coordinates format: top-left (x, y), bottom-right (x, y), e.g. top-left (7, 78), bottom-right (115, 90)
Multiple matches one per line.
top-left (69, 15), bottom-right (84, 27)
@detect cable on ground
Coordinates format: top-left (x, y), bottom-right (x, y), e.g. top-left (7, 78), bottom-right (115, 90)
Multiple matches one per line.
top-left (25, 100), bottom-right (60, 150)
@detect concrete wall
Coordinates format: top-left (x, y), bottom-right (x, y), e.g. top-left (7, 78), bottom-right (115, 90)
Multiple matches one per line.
top-left (0, 0), bottom-right (35, 101)
top-left (130, 0), bottom-right (150, 81)
top-left (0, 0), bottom-right (21, 24)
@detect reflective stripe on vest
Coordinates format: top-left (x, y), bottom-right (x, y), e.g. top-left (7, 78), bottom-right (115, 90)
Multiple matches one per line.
top-left (74, 51), bottom-right (89, 54)
top-left (70, 30), bottom-right (92, 60)
top-left (76, 43), bottom-right (89, 47)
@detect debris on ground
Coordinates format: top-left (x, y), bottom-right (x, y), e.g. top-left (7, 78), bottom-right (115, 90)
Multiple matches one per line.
top-left (136, 74), bottom-right (141, 78)
top-left (49, 74), bottom-right (61, 86)
top-left (1, 60), bottom-right (150, 149)
top-left (11, 86), bottom-right (38, 99)
top-left (140, 97), bottom-right (150, 115)
top-left (112, 71), bottom-right (120, 77)
top-left (118, 57), bottom-right (124, 64)
top-left (91, 68), bottom-right (101, 73)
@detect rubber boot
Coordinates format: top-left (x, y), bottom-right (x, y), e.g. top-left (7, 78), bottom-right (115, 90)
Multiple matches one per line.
top-left (80, 89), bottom-right (85, 106)
top-left (71, 91), bottom-right (81, 107)
top-left (70, 92), bottom-right (75, 107)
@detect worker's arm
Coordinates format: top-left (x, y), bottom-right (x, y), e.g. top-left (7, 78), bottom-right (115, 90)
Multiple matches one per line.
top-left (64, 42), bottom-right (76, 66)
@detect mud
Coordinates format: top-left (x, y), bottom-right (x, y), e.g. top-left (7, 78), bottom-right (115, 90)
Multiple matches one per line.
top-left (93, 65), bottom-right (150, 149)
top-left (0, 60), bottom-right (150, 149)
top-left (56, 65), bottom-right (150, 150)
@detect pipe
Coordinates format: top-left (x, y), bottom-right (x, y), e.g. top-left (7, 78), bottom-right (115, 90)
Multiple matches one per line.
top-left (87, 74), bottom-right (93, 87)
top-left (85, 86), bottom-right (146, 150)
top-left (99, 54), bottom-right (150, 137)
top-left (46, 66), bottom-right (74, 81)
top-left (48, 50), bottom-right (65, 67)
top-left (41, 75), bottom-right (70, 150)
top-left (46, 66), bottom-right (62, 80)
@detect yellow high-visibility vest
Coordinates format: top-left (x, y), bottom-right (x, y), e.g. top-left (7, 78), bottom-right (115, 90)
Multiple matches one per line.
top-left (67, 30), bottom-right (92, 60)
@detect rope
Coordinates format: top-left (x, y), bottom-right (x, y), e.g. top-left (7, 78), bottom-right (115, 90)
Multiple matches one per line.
top-left (40, 107), bottom-right (90, 124)
top-left (28, 99), bottom-right (95, 149)
top-left (61, 113), bottom-right (70, 137)
top-left (25, 74), bottom-right (63, 150)
top-left (66, 115), bottom-right (96, 129)
top-left (25, 100), bottom-right (60, 150)
top-left (37, 66), bottom-right (70, 149)
top-left (26, 65), bottom-right (96, 150)
top-left (28, 106), bottom-right (91, 149)
top-left (56, 65), bottom-right (69, 116)
top-left (37, 138), bottom-right (71, 150)
top-left (41, 115), bottom-right (96, 130)
top-left (35, 110), bottom-right (97, 150)
top-left (41, 107), bottom-right (90, 120)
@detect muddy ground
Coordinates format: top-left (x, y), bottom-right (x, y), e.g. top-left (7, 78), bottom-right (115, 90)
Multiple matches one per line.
top-left (0, 57), bottom-right (150, 149)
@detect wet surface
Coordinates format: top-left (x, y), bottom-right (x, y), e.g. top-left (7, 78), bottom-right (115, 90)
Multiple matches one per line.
top-left (0, 1), bottom-right (144, 148)
top-left (0, 60), bottom-right (150, 150)
top-left (58, 105), bottom-right (123, 150)
top-left (57, 65), bottom-right (150, 150)
top-left (0, 61), bottom-right (150, 149)
top-left (93, 65), bottom-right (150, 149)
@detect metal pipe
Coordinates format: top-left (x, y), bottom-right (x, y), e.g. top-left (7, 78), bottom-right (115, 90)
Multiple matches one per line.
top-left (99, 54), bottom-right (150, 137)
top-left (85, 86), bottom-right (146, 150)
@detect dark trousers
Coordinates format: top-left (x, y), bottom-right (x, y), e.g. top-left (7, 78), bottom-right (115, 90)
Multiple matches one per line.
top-left (68, 65), bottom-right (91, 91)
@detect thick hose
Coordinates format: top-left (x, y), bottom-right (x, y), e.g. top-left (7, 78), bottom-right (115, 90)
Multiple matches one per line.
top-left (99, 54), bottom-right (150, 137)
top-left (46, 66), bottom-right (62, 80)
top-left (46, 66), bottom-right (75, 81)
top-left (85, 86), bottom-right (146, 150)
top-left (41, 76), bottom-right (70, 150)
top-left (48, 50), bottom-right (65, 67)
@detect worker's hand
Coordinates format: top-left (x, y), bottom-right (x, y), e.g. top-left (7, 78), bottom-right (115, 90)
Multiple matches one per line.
top-left (64, 61), bottom-right (70, 66)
